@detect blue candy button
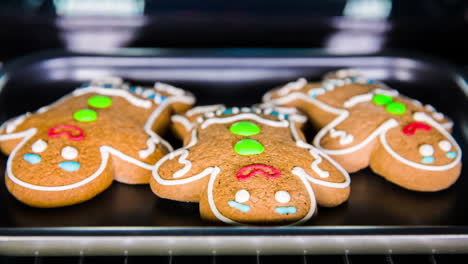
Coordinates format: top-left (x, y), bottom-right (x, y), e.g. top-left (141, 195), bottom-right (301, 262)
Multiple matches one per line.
top-left (59, 161), bottom-right (80, 172)
top-left (227, 201), bottom-right (250, 213)
top-left (23, 153), bottom-right (41, 164)
top-left (446, 152), bottom-right (457, 159)
top-left (421, 156), bottom-right (435, 164)
top-left (222, 109), bottom-right (233, 115)
top-left (275, 206), bottom-right (297, 215)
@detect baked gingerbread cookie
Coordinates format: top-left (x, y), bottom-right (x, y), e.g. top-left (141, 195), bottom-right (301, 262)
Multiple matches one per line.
top-left (151, 105), bottom-right (350, 225)
top-left (0, 77), bottom-right (195, 207)
top-left (263, 69), bottom-right (462, 191)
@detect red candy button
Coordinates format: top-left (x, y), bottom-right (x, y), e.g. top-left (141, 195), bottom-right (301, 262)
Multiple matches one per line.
top-left (48, 125), bottom-right (85, 141)
top-left (236, 164), bottom-right (281, 181)
top-left (402, 122), bottom-right (432, 136)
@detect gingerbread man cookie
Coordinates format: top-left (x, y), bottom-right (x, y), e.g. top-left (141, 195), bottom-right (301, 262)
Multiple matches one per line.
top-left (0, 77), bottom-right (195, 207)
top-left (151, 105), bottom-right (350, 225)
top-left (263, 69), bottom-right (462, 191)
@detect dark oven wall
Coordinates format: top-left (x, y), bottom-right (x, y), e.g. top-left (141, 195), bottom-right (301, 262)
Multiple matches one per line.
top-left (0, 0), bottom-right (466, 65)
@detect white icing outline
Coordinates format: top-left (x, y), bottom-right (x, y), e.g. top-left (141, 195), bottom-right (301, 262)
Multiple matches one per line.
top-left (266, 90), bottom-right (462, 172)
top-left (73, 87), bottom-right (152, 109)
top-left (4, 113), bottom-right (30, 133)
top-left (277, 78), bottom-right (307, 96)
top-left (171, 115), bottom-right (193, 132)
top-left (154, 82), bottom-right (185, 96)
top-left (201, 113), bottom-right (289, 129)
top-left (329, 128), bottom-right (354, 145)
top-left (0, 82), bottom-right (195, 191)
top-left (343, 94), bottom-right (373, 108)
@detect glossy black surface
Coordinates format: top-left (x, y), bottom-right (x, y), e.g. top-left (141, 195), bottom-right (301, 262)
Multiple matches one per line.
top-left (0, 50), bottom-right (467, 231)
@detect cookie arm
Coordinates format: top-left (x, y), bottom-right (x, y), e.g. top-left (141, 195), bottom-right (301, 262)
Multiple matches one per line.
top-left (150, 128), bottom-right (218, 202)
top-left (0, 113), bottom-right (36, 154)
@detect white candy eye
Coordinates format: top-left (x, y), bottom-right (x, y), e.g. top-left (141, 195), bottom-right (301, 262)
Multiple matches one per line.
top-left (438, 140), bottom-right (452, 152)
top-left (31, 139), bottom-right (47, 153)
top-left (419, 144), bottom-right (434, 156)
top-left (275, 191), bottom-right (291, 204)
top-left (235, 189), bottom-right (250, 203)
top-left (61, 146), bottom-right (78, 160)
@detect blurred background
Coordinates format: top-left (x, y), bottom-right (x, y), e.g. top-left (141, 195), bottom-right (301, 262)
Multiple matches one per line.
top-left (0, 0), bottom-right (466, 65)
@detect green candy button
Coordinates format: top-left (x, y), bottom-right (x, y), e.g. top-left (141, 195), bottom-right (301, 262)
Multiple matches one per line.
top-left (372, 94), bottom-right (393, 105)
top-left (234, 139), bottom-right (264, 156)
top-left (230, 121), bottom-right (260, 136)
top-left (385, 102), bottom-right (406, 115)
top-left (73, 109), bottom-right (97, 122)
top-left (88, 95), bottom-right (112, 108)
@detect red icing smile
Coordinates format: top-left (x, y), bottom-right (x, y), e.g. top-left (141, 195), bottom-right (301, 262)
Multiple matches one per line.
top-left (48, 124), bottom-right (85, 141)
top-left (402, 122), bottom-right (432, 136)
top-left (236, 164), bottom-right (281, 180)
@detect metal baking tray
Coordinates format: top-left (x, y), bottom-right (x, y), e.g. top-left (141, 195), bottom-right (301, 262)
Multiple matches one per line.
top-left (0, 49), bottom-right (467, 255)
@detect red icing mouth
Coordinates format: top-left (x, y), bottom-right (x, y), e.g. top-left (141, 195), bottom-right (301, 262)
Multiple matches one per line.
top-left (236, 164), bottom-right (281, 180)
top-left (48, 124), bottom-right (85, 141)
top-left (402, 122), bottom-right (432, 136)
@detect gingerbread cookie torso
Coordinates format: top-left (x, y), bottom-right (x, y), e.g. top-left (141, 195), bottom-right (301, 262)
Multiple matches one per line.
top-left (0, 77), bottom-right (195, 207)
top-left (263, 70), bottom-right (462, 191)
top-left (151, 105), bottom-right (350, 225)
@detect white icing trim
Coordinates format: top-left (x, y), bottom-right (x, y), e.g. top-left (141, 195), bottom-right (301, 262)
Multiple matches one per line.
top-left (425, 104), bottom-right (436, 112)
top-left (154, 82), bottom-right (185, 96)
top-left (329, 128), bottom-right (354, 145)
top-left (186, 105), bottom-right (225, 117)
top-left (4, 113), bottom-right (30, 133)
top-left (374, 88), bottom-right (399, 97)
top-left (411, 99), bottom-right (423, 107)
top-left (343, 94), bottom-right (373, 108)
top-left (277, 78), bottom-right (307, 96)
top-left (379, 112), bottom-right (462, 171)
top-left (334, 69), bottom-right (360, 79)
top-left (289, 121), bottom-right (351, 188)
top-left (201, 113), bottom-right (289, 129)
top-left (442, 121), bottom-right (454, 130)
top-left (90, 76), bottom-right (123, 86)
top-left (308, 88), bottom-right (326, 97)
top-left (433, 112), bottom-right (444, 120)
top-left (171, 115), bottom-right (193, 131)
top-left (152, 130), bottom-right (205, 185)
top-left (73, 87), bottom-right (152, 109)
